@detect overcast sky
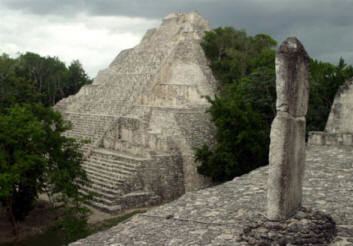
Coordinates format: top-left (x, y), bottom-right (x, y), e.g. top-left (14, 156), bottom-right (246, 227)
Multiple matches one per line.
top-left (1, 0), bottom-right (353, 77)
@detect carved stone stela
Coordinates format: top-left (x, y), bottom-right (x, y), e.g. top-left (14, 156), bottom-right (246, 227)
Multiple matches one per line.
top-left (267, 37), bottom-right (310, 220)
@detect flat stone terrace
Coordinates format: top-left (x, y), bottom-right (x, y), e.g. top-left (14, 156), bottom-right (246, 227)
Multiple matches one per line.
top-left (71, 145), bottom-right (353, 245)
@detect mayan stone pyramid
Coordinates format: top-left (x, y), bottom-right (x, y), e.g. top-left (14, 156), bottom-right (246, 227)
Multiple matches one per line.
top-left (55, 12), bottom-right (217, 212)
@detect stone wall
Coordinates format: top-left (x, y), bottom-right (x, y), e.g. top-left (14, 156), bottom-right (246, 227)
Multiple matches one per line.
top-left (138, 154), bottom-right (185, 201)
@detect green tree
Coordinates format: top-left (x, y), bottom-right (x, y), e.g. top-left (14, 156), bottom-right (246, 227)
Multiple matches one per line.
top-left (0, 54), bottom-right (39, 111)
top-left (0, 52), bottom-right (92, 239)
top-left (0, 104), bottom-right (88, 235)
top-left (307, 58), bottom-right (353, 132)
top-left (201, 27), bottom-right (276, 87)
top-left (66, 60), bottom-right (92, 96)
top-left (196, 27), bottom-right (277, 182)
top-left (11, 52), bottom-right (92, 106)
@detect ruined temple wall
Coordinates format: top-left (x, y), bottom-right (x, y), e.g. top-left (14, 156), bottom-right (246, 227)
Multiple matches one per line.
top-left (111, 152), bottom-right (185, 211)
top-left (136, 154), bottom-right (185, 201)
top-left (325, 78), bottom-right (353, 133)
top-left (130, 32), bottom-right (216, 191)
top-left (145, 107), bottom-right (213, 191)
top-left (102, 117), bottom-right (150, 156)
top-left (309, 78), bottom-right (353, 146)
top-left (136, 38), bottom-right (216, 109)
top-left (99, 106), bottom-right (213, 192)
top-left (174, 110), bottom-right (214, 190)
top-left (138, 84), bottom-right (208, 108)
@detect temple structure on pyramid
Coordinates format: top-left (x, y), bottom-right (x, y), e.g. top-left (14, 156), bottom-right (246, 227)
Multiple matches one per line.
top-left (55, 12), bottom-right (217, 212)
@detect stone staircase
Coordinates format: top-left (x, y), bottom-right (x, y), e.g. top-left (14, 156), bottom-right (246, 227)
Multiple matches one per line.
top-left (63, 113), bottom-right (116, 143)
top-left (80, 148), bottom-right (154, 213)
top-left (57, 48), bottom-right (168, 116)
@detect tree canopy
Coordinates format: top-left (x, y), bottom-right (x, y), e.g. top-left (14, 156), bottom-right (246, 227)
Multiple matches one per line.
top-left (0, 52), bottom-right (92, 108)
top-left (0, 52), bottom-right (91, 237)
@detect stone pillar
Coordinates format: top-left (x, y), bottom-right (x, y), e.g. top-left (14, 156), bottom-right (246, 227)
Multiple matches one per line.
top-left (267, 37), bottom-right (310, 220)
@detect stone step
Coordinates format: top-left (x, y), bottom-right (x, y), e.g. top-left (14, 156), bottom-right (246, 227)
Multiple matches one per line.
top-left (83, 173), bottom-right (124, 192)
top-left (85, 170), bottom-right (126, 187)
top-left (63, 113), bottom-right (116, 142)
top-left (87, 199), bottom-right (122, 213)
top-left (82, 161), bottom-right (136, 178)
top-left (67, 127), bottom-right (109, 133)
top-left (78, 179), bottom-right (122, 207)
top-left (93, 148), bottom-right (149, 164)
top-left (85, 157), bottom-right (138, 173)
top-left (67, 128), bottom-right (105, 135)
top-left (81, 181), bottom-right (123, 197)
top-left (84, 166), bottom-right (132, 183)
top-left (80, 188), bottom-right (120, 206)
top-left (68, 129), bottom-right (105, 134)
top-left (84, 166), bottom-right (130, 181)
top-left (87, 156), bottom-right (138, 170)
top-left (65, 130), bottom-right (97, 137)
top-left (68, 122), bottom-right (109, 127)
top-left (80, 187), bottom-right (120, 204)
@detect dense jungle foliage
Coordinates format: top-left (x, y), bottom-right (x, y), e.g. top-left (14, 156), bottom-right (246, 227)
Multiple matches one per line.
top-left (0, 52), bottom-right (91, 237)
top-left (196, 27), bottom-right (353, 182)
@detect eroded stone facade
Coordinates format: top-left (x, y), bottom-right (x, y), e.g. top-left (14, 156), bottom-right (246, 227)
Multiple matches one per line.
top-left (55, 12), bottom-right (217, 212)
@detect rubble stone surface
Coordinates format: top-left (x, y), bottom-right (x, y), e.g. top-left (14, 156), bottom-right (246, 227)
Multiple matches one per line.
top-left (70, 145), bottom-right (353, 245)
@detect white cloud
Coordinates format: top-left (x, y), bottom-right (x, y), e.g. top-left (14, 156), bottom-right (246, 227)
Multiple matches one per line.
top-left (0, 7), bottom-right (160, 77)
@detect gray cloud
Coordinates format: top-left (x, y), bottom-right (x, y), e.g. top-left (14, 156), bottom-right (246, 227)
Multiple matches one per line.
top-left (1, 0), bottom-right (353, 67)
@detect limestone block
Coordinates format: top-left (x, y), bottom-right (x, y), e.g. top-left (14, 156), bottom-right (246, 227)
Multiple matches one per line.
top-left (342, 133), bottom-right (353, 146)
top-left (275, 38), bottom-right (310, 117)
top-left (337, 134), bottom-right (344, 145)
top-left (325, 133), bottom-right (338, 146)
top-left (267, 113), bottom-right (306, 220)
top-left (308, 132), bottom-right (326, 146)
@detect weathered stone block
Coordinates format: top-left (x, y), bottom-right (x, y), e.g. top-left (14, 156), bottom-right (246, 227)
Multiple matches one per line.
top-left (308, 132), bottom-right (326, 145)
top-left (275, 38), bottom-right (310, 117)
top-left (326, 133), bottom-right (338, 146)
top-left (342, 133), bottom-right (353, 146)
top-left (267, 113), bottom-right (306, 220)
